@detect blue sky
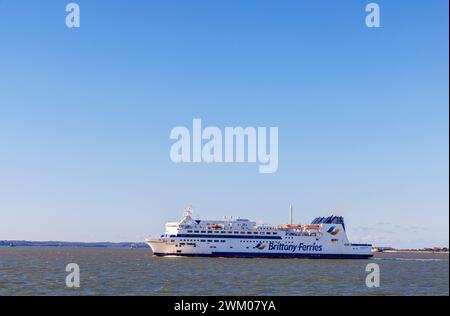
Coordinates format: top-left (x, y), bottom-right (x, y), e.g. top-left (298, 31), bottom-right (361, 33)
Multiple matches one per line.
top-left (0, 0), bottom-right (448, 248)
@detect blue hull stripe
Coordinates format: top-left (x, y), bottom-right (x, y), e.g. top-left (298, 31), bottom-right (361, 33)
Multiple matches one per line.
top-left (153, 252), bottom-right (373, 259)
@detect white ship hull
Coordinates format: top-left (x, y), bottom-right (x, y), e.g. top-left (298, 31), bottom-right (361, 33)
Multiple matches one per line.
top-left (146, 238), bottom-right (372, 259)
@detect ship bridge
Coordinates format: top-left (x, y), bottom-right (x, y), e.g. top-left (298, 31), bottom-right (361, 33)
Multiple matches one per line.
top-left (311, 215), bottom-right (346, 231)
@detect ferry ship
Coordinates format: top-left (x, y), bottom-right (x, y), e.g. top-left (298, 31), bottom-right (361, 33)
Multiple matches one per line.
top-left (145, 207), bottom-right (372, 259)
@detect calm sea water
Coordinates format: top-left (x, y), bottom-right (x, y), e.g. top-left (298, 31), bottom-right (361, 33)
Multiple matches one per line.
top-left (0, 248), bottom-right (448, 296)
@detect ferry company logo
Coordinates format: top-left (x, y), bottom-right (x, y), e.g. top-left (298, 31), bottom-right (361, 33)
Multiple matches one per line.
top-left (254, 242), bottom-right (267, 250)
top-left (327, 226), bottom-right (340, 236)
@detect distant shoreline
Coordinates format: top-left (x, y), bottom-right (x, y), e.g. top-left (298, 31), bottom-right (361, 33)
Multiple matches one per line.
top-left (379, 250), bottom-right (449, 254)
top-left (372, 246), bottom-right (449, 254)
top-left (0, 240), bottom-right (149, 248)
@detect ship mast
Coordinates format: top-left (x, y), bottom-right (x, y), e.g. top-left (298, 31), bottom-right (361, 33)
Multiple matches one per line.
top-left (289, 204), bottom-right (293, 225)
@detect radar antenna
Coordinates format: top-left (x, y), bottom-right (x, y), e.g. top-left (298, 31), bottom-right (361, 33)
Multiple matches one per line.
top-left (183, 205), bottom-right (193, 218)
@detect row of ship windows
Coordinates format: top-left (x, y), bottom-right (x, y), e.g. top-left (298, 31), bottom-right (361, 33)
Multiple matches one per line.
top-left (186, 230), bottom-right (278, 235)
top-left (176, 243), bottom-right (221, 249)
top-left (174, 237), bottom-right (318, 243)
top-left (175, 243), bottom-right (272, 250)
top-left (176, 239), bottom-right (226, 243)
top-left (175, 239), bottom-right (279, 244)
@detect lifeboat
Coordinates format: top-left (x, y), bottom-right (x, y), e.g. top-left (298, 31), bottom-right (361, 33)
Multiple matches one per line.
top-left (210, 224), bottom-right (223, 229)
top-left (284, 224), bottom-right (302, 229)
top-left (304, 224), bottom-right (321, 229)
